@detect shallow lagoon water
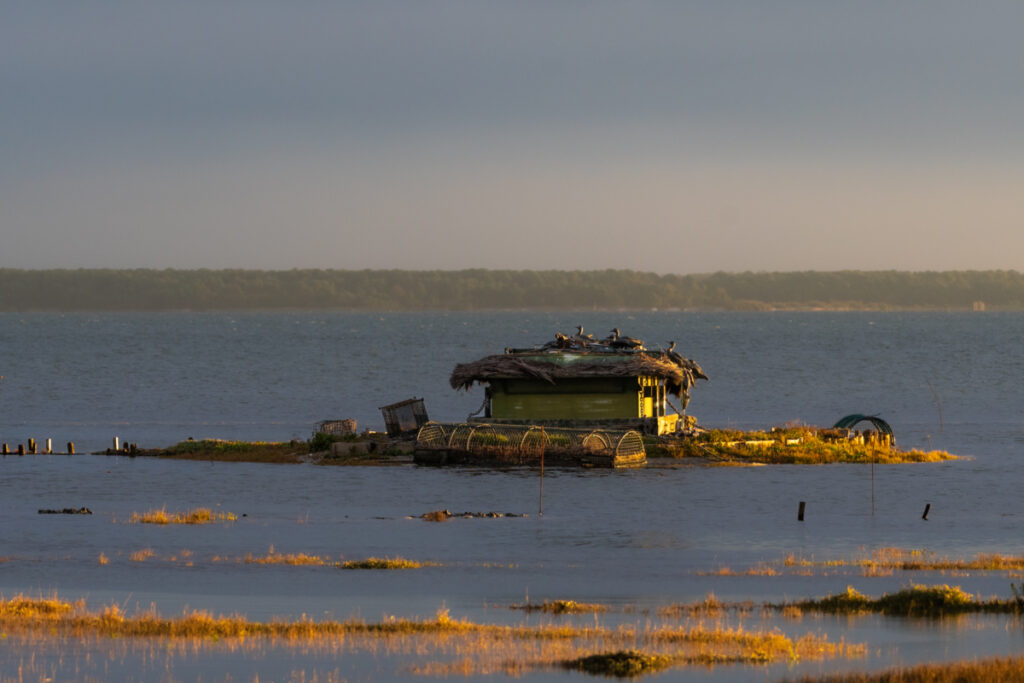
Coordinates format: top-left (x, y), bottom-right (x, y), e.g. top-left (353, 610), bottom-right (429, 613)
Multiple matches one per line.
top-left (1, 311), bottom-right (1024, 680)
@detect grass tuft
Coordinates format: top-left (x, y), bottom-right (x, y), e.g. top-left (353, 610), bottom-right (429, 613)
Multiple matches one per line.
top-left (0, 595), bottom-right (78, 618)
top-left (128, 507), bottom-right (237, 525)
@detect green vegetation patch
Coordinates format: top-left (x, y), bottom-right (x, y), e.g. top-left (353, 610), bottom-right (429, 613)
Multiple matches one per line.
top-left (791, 584), bottom-right (1017, 617)
top-left (563, 650), bottom-right (672, 678)
top-left (160, 439), bottom-right (306, 463)
top-left (650, 426), bottom-right (955, 464)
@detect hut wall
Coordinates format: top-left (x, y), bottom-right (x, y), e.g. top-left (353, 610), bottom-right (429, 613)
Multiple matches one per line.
top-left (490, 377), bottom-right (645, 421)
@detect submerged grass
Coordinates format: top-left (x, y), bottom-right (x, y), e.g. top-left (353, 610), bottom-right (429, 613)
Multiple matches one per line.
top-left (244, 550), bottom-right (328, 566)
top-left (510, 599), bottom-right (609, 614)
top-left (128, 507), bottom-right (237, 525)
top-left (0, 595), bottom-right (864, 677)
top-left (339, 556), bottom-right (429, 570)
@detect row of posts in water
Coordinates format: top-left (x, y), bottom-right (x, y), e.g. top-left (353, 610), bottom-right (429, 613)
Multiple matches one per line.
top-left (1, 436), bottom-right (137, 456)
top-left (798, 500), bottom-right (932, 521)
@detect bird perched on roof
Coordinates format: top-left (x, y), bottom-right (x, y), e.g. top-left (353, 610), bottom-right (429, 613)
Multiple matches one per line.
top-left (572, 325), bottom-right (595, 347)
top-left (666, 341), bottom-right (708, 381)
top-left (607, 328), bottom-right (644, 350)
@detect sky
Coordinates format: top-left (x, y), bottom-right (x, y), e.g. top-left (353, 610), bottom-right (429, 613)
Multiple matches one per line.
top-left (2, 1), bottom-right (1023, 274)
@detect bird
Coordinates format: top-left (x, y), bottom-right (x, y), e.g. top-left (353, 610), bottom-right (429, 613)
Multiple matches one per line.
top-left (609, 328), bottom-right (643, 350)
top-left (666, 341), bottom-right (708, 380)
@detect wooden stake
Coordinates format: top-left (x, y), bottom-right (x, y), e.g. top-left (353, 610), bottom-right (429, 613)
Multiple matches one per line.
top-left (539, 428), bottom-right (545, 517)
top-left (922, 503), bottom-right (931, 520)
top-left (798, 501), bottom-right (806, 521)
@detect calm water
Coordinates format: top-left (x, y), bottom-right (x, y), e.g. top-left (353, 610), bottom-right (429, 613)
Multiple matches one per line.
top-left (1, 311), bottom-right (1023, 681)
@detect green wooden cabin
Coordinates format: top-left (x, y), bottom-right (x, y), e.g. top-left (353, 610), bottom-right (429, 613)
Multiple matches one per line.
top-left (450, 340), bottom-right (706, 435)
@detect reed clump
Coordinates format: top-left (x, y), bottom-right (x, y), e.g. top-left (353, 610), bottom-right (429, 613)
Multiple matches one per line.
top-left (128, 507), bottom-right (237, 525)
top-left (790, 584), bottom-right (1017, 617)
top-left (0, 595), bottom-right (78, 618)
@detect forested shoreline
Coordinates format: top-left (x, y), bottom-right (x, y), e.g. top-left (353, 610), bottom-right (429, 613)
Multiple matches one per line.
top-left (1, 268), bottom-right (1022, 311)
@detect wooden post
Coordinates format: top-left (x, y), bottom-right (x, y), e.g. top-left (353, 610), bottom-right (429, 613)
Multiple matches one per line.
top-left (67, 442), bottom-right (75, 455)
top-left (2, 444), bottom-right (7, 455)
top-left (922, 503), bottom-right (931, 520)
top-left (539, 428), bottom-right (545, 517)
top-left (798, 501), bottom-right (806, 521)
top-left (17, 444), bottom-right (24, 455)
top-left (45, 438), bottom-right (52, 454)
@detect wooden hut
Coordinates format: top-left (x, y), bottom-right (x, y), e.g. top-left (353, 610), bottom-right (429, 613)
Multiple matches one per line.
top-left (449, 331), bottom-right (707, 435)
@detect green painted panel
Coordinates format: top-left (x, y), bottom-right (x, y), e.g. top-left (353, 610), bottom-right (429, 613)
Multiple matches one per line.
top-left (491, 391), bottom-right (639, 420)
top-left (496, 378), bottom-right (634, 395)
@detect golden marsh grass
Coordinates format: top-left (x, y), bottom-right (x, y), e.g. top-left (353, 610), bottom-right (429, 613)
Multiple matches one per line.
top-left (128, 507), bottom-right (238, 525)
top-left (0, 595), bottom-right (865, 677)
top-left (788, 655), bottom-right (1024, 683)
top-left (655, 427), bottom-right (956, 464)
top-left (784, 548), bottom-right (1024, 575)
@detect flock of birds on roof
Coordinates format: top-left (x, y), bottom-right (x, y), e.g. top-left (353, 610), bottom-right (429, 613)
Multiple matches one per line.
top-left (536, 326), bottom-right (709, 381)
top-left (544, 326), bottom-right (644, 351)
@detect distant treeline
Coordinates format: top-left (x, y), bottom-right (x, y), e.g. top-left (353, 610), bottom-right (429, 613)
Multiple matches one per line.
top-left (1, 268), bottom-right (1023, 311)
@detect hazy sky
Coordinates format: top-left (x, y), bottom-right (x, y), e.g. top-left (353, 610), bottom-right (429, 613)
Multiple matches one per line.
top-left (3, 1), bottom-right (1023, 273)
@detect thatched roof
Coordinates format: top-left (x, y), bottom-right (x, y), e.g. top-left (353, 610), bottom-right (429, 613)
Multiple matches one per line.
top-left (450, 351), bottom-right (706, 398)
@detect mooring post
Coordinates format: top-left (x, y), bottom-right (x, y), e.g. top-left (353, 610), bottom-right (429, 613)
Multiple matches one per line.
top-left (67, 442), bottom-right (75, 455)
top-left (539, 429), bottom-right (545, 517)
top-left (922, 503), bottom-right (931, 520)
top-left (798, 501), bottom-right (806, 521)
